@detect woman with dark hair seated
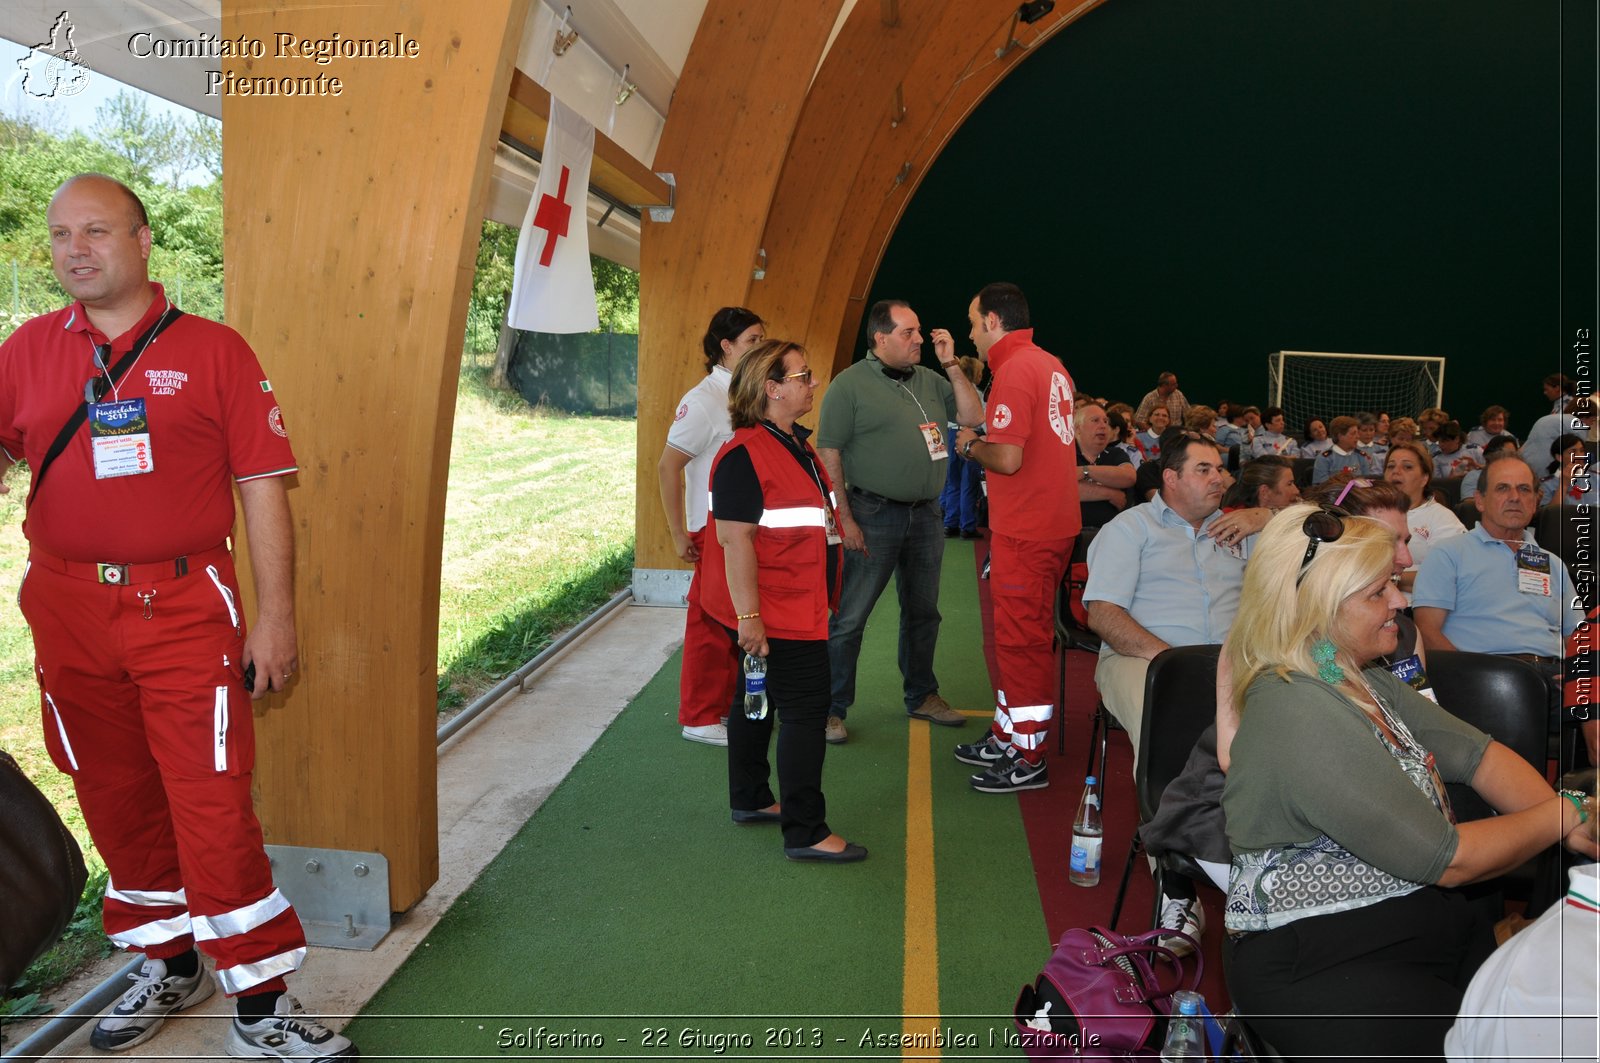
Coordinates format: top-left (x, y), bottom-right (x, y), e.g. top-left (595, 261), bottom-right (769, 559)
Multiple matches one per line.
top-left (1220, 503), bottom-right (1598, 1060)
top-left (1219, 455), bottom-right (1298, 513)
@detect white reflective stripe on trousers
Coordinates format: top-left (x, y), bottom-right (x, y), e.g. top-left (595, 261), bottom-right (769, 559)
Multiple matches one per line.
top-left (1011, 729), bottom-right (1047, 751)
top-left (217, 946), bottom-right (307, 995)
top-left (1007, 702), bottom-right (1053, 724)
top-left (757, 506), bottom-right (827, 529)
top-left (192, 888), bottom-right (293, 942)
top-left (44, 692), bottom-right (79, 771)
top-left (108, 912), bottom-right (193, 949)
top-left (106, 883), bottom-right (188, 908)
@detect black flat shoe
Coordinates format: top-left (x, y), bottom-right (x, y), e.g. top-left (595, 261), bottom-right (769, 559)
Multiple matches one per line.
top-left (731, 808), bottom-right (782, 824)
top-left (784, 842), bottom-right (868, 863)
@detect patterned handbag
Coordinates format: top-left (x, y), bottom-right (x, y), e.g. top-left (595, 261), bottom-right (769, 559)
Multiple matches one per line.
top-left (1012, 925), bottom-right (1200, 1060)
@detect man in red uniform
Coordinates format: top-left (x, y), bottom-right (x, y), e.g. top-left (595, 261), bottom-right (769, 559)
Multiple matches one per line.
top-left (0, 174), bottom-right (355, 1057)
top-left (951, 283), bottom-right (1080, 792)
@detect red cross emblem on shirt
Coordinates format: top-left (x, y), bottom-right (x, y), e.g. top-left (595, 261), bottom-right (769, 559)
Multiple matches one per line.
top-left (532, 165), bottom-right (574, 267)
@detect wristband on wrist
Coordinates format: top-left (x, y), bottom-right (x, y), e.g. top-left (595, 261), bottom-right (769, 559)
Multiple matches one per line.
top-left (940, 361), bottom-right (958, 370)
top-left (736, 611), bottom-right (760, 621)
top-left (1560, 789), bottom-right (1590, 823)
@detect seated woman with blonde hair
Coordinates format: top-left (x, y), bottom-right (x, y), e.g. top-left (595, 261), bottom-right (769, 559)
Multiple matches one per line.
top-left (1221, 504), bottom-right (1598, 1061)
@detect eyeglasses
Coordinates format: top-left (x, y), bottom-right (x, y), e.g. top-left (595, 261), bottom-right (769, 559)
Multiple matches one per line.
top-left (781, 369), bottom-right (813, 383)
top-left (1298, 504), bottom-right (1349, 585)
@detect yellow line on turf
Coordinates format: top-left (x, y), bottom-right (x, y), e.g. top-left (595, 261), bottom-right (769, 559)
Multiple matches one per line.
top-left (902, 721), bottom-right (939, 1056)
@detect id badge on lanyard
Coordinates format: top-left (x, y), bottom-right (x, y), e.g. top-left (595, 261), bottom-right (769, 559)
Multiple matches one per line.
top-left (1514, 543), bottom-right (1551, 597)
top-left (88, 398), bottom-right (154, 479)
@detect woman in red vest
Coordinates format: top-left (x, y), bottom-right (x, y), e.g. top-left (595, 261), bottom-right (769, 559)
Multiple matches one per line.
top-left (701, 341), bottom-right (865, 862)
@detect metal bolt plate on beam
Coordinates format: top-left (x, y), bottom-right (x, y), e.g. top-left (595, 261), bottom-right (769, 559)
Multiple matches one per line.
top-left (266, 845), bottom-right (391, 950)
top-left (631, 567), bottom-right (691, 605)
top-left (646, 172), bottom-right (675, 222)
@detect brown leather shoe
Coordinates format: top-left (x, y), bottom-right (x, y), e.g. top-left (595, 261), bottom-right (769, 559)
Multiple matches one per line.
top-left (908, 694), bottom-right (966, 727)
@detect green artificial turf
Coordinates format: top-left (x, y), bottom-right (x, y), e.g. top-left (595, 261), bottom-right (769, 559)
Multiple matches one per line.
top-left (348, 540), bottom-right (1046, 1060)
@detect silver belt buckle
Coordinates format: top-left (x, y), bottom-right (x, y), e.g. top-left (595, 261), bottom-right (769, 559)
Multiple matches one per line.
top-left (97, 562), bottom-right (130, 585)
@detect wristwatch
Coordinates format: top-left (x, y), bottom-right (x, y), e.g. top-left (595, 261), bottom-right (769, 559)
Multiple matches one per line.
top-left (1080, 466), bottom-right (1092, 482)
top-left (940, 361), bottom-right (958, 371)
top-left (961, 438), bottom-right (977, 459)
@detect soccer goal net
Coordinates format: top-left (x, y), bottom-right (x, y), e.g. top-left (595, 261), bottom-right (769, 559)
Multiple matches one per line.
top-left (1269, 351), bottom-right (1445, 432)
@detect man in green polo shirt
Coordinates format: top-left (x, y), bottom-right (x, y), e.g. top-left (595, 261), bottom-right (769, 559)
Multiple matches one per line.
top-left (816, 300), bottom-right (984, 743)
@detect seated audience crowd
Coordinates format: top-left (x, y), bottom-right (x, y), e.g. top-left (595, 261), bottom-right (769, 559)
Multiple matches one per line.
top-left (667, 314), bottom-right (1597, 1061)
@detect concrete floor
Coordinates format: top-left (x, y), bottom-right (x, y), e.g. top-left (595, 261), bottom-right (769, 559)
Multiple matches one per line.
top-left (33, 602), bottom-right (686, 1062)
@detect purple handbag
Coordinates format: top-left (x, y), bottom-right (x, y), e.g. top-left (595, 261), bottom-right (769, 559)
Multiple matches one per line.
top-left (1012, 925), bottom-right (1201, 1060)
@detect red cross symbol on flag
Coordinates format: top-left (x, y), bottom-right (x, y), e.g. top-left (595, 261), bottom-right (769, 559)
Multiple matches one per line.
top-left (531, 165), bottom-right (573, 267)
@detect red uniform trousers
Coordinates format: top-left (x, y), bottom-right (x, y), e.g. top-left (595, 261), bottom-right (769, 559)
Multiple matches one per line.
top-left (678, 528), bottom-right (739, 727)
top-left (982, 531), bottom-right (1075, 763)
top-left (23, 547), bottom-right (306, 996)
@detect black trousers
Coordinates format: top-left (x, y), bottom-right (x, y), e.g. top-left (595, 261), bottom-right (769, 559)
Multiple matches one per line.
top-left (725, 633), bottom-right (831, 850)
top-left (1223, 886), bottom-right (1496, 1063)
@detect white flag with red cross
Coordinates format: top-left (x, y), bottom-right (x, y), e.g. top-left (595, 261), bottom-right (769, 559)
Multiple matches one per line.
top-left (508, 96), bottom-right (599, 334)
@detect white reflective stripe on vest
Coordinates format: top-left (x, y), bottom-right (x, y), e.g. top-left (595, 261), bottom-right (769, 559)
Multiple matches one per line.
top-left (1007, 702), bottom-right (1053, 724)
top-left (191, 888), bottom-right (293, 942)
top-left (106, 883), bottom-right (188, 908)
top-left (108, 912), bottom-right (192, 949)
top-left (216, 946), bottom-right (308, 995)
top-left (758, 505), bottom-right (827, 529)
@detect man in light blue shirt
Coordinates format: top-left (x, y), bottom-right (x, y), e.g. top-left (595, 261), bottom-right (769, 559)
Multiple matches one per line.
top-left (1414, 455), bottom-right (1584, 724)
top-left (1084, 436), bottom-right (1250, 757)
top-left (1082, 434), bottom-right (1253, 957)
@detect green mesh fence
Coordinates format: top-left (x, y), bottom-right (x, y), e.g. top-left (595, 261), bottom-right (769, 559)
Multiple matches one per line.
top-left (507, 329), bottom-right (638, 416)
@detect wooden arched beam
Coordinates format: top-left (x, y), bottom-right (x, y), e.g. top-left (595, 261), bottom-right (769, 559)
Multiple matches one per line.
top-left (635, 0), bottom-right (1107, 572)
top-left (222, 0), bottom-right (529, 911)
top-left (633, 1), bottom-right (848, 574)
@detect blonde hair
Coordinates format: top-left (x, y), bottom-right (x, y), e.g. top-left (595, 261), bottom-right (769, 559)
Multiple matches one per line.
top-left (958, 355), bottom-right (983, 387)
top-left (1226, 503), bottom-right (1397, 713)
top-left (727, 340), bottom-right (804, 430)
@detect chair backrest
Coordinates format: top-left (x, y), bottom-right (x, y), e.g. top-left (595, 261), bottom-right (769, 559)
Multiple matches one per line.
top-left (1053, 526), bottom-right (1102, 652)
top-left (1425, 650), bottom-right (1547, 822)
top-left (1430, 475), bottom-right (1465, 508)
top-left (1453, 497), bottom-right (1480, 530)
top-left (1136, 645), bottom-right (1223, 824)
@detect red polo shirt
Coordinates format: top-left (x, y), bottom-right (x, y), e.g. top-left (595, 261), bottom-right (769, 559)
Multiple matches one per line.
top-left (983, 329), bottom-right (1080, 541)
top-left (0, 284), bottom-right (296, 562)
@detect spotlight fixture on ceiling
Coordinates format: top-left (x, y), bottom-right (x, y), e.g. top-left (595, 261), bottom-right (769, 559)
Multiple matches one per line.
top-left (1019, 0), bottom-right (1055, 24)
top-left (552, 6), bottom-right (578, 57)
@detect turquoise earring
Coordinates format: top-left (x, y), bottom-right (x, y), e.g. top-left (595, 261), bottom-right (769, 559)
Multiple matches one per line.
top-left (1312, 638), bottom-right (1345, 684)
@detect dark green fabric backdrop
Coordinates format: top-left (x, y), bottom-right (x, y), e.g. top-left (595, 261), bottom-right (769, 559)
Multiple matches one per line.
top-left (866, 0), bottom-right (1596, 438)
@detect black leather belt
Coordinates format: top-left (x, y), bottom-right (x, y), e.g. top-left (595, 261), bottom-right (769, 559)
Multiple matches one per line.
top-left (848, 485), bottom-right (935, 508)
top-left (1501, 653), bottom-right (1559, 666)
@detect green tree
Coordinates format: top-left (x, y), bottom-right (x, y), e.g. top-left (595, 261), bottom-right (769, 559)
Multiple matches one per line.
top-left (93, 91), bottom-right (188, 187)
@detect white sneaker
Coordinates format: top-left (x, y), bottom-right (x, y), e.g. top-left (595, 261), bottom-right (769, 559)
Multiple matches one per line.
top-left (90, 956), bottom-right (215, 1051)
top-left (1157, 892), bottom-right (1206, 958)
top-left (682, 723), bottom-right (728, 746)
top-left (226, 994), bottom-right (358, 1058)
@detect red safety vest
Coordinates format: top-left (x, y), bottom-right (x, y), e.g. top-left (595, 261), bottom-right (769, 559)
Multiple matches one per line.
top-left (701, 425), bottom-right (840, 641)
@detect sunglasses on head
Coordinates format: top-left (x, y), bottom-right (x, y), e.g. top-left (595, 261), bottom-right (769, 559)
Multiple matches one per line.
top-left (1298, 504), bottom-right (1350, 585)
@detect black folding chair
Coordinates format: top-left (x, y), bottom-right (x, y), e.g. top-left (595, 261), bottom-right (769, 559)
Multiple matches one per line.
top-left (1052, 529), bottom-right (1109, 783)
top-left (1107, 645), bottom-right (1221, 929)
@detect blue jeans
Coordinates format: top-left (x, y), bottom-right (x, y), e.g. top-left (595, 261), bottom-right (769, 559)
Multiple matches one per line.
top-left (827, 488), bottom-right (945, 717)
top-left (939, 447), bottom-right (983, 533)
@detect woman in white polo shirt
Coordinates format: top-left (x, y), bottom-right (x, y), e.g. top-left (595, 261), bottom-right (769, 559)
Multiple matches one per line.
top-left (656, 307), bottom-right (765, 746)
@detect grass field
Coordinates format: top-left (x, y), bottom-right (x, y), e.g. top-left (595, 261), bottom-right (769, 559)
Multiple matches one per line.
top-left (0, 364), bottom-right (636, 1009)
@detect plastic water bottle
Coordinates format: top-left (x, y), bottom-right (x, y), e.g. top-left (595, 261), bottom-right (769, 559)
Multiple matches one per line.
top-left (1069, 775), bottom-right (1103, 886)
top-left (1159, 990), bottom-right (1206, 1061)
top-left (742, 653), bottom-right (768, 721)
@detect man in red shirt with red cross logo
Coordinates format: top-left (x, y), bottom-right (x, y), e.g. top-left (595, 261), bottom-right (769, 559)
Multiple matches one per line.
top-left (0, 174), bottom-right (355, 1057)
top-left (951, 283), bottom-right (1080, 792)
